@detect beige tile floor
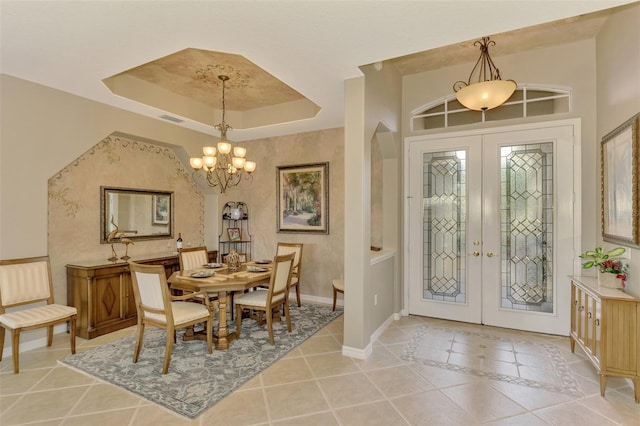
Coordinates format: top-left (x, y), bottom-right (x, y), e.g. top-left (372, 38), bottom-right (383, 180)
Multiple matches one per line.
top-left (1, 314), bottom-right (639, 425)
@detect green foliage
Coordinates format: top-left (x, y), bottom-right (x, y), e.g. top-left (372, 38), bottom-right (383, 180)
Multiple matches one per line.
top-left (578, 246), bottom-right (626, 270)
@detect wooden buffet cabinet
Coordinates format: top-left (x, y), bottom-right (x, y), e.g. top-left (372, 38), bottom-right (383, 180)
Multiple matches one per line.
top-left (570, 276), bottom-right (639, 403)
top-left (66, 251), bottom-right (217, 339)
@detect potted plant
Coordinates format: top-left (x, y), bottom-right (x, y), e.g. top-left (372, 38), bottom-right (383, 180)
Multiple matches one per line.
top-left (579, 246), bottom-right (628, 288)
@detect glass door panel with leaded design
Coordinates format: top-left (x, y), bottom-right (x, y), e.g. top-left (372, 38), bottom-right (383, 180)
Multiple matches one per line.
top-left (408, 122), bottom-right (576, 335)
top-left (408, 135), bottom-right (482, 324)
top-left (482, 125), bottom-right (574, 335)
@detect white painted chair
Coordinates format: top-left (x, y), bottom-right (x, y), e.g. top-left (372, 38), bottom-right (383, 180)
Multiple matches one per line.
top-left (0, 256), bottom-right (77, 373)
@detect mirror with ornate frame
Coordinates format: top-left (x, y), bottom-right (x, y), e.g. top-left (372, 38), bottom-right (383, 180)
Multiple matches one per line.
top-left (100, 186), bottom-right (174, 243)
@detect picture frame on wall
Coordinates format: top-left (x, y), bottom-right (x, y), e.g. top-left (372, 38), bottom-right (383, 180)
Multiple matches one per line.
top-left (152, 194), bottom-right (170, 225)
top-left (277, 162), bottom-right (329, 234)
top-left (227, 227), bottom-right (241, 241)
top-left (601, 112), bottom-right (640, 248)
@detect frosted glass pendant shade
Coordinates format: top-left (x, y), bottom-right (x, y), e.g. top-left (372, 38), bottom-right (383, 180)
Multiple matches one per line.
top-left (455, 80), bottom-right (516, 111)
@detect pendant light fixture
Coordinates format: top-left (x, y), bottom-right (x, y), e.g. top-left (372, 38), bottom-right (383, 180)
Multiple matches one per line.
top-left (453, 37), bottom-right (516, 111)
top-left (190, 74), bottom-right (256, 194)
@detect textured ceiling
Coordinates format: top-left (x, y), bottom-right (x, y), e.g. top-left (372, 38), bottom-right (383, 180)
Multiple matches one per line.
top-left (1, 1), bottom-right (635, 141)
top-left (103, 48), bottom-right (318, 128)
top-left (107, 48), bottom-right (306, 110)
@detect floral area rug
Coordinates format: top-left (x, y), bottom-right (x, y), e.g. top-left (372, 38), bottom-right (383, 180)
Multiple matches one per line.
top-left (60, 303), bottom-right (342, 419)
top-left (402, 324), bottom-right (583, 397)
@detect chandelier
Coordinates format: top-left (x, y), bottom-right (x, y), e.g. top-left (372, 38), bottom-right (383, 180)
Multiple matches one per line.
top-left (190, 75), bottom-right (256, 194)
top-left (453, 37), bottom-right (516, 111)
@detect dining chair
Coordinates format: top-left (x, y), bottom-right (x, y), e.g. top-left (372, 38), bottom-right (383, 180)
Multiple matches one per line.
top-left (129, 261), bottom-right (213, 374)
top-left (276, 242), bottom-right (304, 306)
top-left (178, 246), bottom-right (209, 271)
top-left (178, 246), bottom-right (227, 309)
top-left (0, 256), bottom-right (77, 373)
top-left (235, 252), bottom-right (295, 345)
top-left (332, 279), bottom-right (344, 311)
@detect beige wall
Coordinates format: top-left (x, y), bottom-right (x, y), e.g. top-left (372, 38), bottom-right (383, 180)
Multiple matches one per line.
top-left (217, 128), bottom-right (345, 301)
top-left (0, 75), bottom-right (214, 261)
top-left (370, 137), bottom-right (383, 249)
top-left (596, 2), bottom-right (640, 297)
top-left (0, 75), bottom-right (213, 348)
top-left (0, 75), bottom-right (345, 352)
top-left (343, 60), bottom-right (403, 353)
top-left (48, 134), bottom-right (204, 303)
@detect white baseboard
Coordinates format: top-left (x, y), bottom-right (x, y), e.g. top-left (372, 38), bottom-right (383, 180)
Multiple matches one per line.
top-left (2, 324), bottom-right (68, 359)
top-left (342, 342), bottom-right (372, 359)
top-left (294, 293), bottom-right (340, 308)
top-left (342, 312), bottom-right (397, 359)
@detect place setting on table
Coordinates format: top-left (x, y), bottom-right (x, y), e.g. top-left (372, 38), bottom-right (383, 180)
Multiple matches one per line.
top-left (167, 257), bottom-right (275, 350)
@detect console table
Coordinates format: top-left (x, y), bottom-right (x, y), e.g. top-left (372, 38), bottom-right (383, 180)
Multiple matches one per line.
top-left (570, 276), bottom-right (639, 403)
top-left (66, 251), bottom-right (217, 339)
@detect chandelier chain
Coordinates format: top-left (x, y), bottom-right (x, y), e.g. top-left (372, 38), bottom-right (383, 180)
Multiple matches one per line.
top-left (189, 74), bottom-right (256, 193)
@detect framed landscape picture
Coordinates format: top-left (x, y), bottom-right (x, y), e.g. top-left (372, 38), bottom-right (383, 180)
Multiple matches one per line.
top-left (601, 112), bottom-right (640, 247)
top-left (277, 162), bottom-right (329, 234)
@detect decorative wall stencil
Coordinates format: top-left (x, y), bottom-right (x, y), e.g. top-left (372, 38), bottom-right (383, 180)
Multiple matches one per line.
top-left (48, 133), bottom-right (205, 296)
top-left (48, 185), bottom-right (80, 217)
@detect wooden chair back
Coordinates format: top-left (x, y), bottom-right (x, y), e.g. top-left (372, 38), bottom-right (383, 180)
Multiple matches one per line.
top-left (0, 256), bottom-right (77, 373)
top-left (276, 243), bottom-right (303, 275)
top-left (129, 262), bottom-right (174, 325)
top-left (0, 256), bottom-right (53, 308)
top-left (128, 261), bottom-right (213, 373)
top-left (267, 252), bottom-right (296, 305)
top-left (178, 246), bottom-right (209, 271)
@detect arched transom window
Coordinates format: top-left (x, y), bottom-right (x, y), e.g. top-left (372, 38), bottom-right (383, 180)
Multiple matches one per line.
top-left (411, 85), bottom-right (571, 131)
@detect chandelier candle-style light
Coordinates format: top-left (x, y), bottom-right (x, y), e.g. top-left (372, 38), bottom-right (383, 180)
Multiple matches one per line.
top-left (190, 75), bottom-right (256, 194)
top-left (453, 37), bottom-right (516, 111)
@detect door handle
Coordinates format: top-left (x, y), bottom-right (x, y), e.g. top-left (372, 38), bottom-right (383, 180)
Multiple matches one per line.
top-left (486, 251), bottom-right (495, 258)
top-left (468, 251), bottom-right (480, 257)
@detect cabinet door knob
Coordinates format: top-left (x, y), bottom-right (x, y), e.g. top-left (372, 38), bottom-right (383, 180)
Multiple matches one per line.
top-left (595, 319), bottom-right (600, 326)
top-left (588, 312), bottom-right (592, 319)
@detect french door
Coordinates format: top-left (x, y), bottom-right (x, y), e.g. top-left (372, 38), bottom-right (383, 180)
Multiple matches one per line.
top-left (406, 121), bottom-right (578, 335)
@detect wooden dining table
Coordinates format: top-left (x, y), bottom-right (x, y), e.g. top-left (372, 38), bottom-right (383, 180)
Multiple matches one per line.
top-left (167, 262), bottom-right (272, 350)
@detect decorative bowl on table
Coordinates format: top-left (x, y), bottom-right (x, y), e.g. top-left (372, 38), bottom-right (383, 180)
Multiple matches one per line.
top-left (226, 250), bottom-right (241, 272)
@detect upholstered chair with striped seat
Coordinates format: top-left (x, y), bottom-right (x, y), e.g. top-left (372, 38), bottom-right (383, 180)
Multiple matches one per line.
top-left (178, 246), bottom-right (210, 271)
top-left (0, 256), bottom-right (77, 373)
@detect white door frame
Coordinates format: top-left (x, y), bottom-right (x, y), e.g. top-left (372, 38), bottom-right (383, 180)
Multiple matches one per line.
top-left (402, 118), bottom-right (582, 334)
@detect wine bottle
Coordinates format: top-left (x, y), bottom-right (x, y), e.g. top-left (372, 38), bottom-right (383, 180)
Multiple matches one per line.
top-left (176, 232), bottom-right (183, 250)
